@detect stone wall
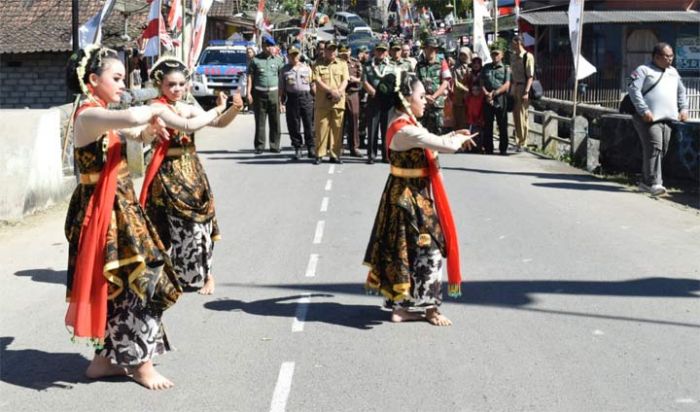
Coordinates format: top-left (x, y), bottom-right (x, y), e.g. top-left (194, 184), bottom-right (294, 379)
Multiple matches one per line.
top-left (0, 52), bottom-right (72, 109)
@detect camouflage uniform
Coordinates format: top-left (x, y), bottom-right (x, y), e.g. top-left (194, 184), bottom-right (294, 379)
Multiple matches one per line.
top-left (416, 56), bottom-right (451, 134)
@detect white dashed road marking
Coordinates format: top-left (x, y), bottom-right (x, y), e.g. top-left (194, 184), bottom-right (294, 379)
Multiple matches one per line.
top-left (292, 294), bottom-right (311, 332)
top-left (320, 197), bottom-right (329, 212)
top-left (313, 221), bottom-right (325, 244)
top-left (324, 179), bottom-right (333, 191)
top-left (305, 254), bottom-right (319, 278)
top-left (270, 362), bottom-right (295, 412)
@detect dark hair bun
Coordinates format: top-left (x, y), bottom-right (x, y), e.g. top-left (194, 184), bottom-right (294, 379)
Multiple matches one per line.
top-left (376, 71), bottom-right (420, 111)
top-left (65, 47), bottom-right (120, 94)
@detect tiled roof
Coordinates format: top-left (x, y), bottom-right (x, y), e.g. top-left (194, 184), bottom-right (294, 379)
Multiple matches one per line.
top-left (520, 10), bottom-right (700, 25)
top-left (210, 0), bottom-right (240, 18)
top-left (1, 0), bottom-right (152, 54)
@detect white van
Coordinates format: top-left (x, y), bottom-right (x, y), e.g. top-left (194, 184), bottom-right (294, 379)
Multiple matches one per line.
top-left (332, 12), bottom-right (371, 35)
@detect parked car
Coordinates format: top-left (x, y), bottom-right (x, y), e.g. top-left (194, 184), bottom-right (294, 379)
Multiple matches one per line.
top-left (332, 12), bottom-right (370, 35)
top-left (347, 30), bottom-right (378, 56)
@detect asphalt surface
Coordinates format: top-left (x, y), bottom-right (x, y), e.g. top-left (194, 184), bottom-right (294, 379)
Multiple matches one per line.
top-left (1, 113), bottom-right (699, 411)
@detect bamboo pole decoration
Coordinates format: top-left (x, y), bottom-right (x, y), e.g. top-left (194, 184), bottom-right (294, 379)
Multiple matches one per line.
top-left (571, 0), bottom-right (585, 122)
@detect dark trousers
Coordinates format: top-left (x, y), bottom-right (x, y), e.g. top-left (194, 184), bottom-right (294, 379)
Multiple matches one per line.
top-left (285, 91), bottom-right (314, 149)
top-left (253, 89), bottom-right (281, 151)
top-left (366, 98), bottom-right (388, 161)
top-left (483, 102), bottom-right (509, 154)
top-left (359, 92), bottom-right (368, 147)
top-left (344, 91), bottom-right (360, 152)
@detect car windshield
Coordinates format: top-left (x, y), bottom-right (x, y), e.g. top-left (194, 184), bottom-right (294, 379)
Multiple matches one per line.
top-left (348, 16), bottom-right (365, 26)
top-left (349, 32), bottom-right (372, 42)
top-left (199, 50), bottom-right (247, 65)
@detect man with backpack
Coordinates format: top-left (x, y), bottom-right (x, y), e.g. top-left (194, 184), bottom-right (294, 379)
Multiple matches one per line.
top-left (627, 42), bottom-right (689, 196)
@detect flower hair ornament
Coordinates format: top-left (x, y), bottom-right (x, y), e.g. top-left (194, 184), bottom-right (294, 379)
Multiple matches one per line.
top-left (149, 56), bottom-right (191, 86)
top-left (72, 44), bottom-right (117, 104)
top-left (396, 70), bottom-right (420, 126)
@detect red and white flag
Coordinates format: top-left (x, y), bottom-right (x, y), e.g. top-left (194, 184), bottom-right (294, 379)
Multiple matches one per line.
top-left (141, 0), bottom-right (162, 57)
top-left (188, 0), bottom-right (214, 68)
top-left (167, 0), bottom-right (182, 32)
top-left (255, 0), bottom-right (266, 31)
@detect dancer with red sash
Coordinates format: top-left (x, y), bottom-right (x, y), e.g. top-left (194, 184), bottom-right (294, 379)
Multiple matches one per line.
top-left (363, 71), bottom-right (476, 326)
top-left (140, 57), bottom-right (243, 295)
top-left (65, 46), bottom-right (228, 389)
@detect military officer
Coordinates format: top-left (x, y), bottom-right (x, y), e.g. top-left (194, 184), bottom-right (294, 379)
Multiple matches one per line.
top-left (362, 42), bottom-right (390, 164)
top-left (415, 36), bottom-right (452, 134)
top-left (312, 41), bottom-right (349, 164)
top-left (357, 45), bottom-right (370, 149)
top-left (339, 43), bottom-right (363, 157)
top-left (280, 46), bottom-right (315, 160)
top-left (247, 35), bottom-right (284, 154)
top-left (386, 39), bottom-right (412, 75)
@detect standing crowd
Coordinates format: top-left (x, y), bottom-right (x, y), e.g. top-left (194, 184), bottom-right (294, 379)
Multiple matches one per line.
top-left (247, 34), bottom-right (539, 164)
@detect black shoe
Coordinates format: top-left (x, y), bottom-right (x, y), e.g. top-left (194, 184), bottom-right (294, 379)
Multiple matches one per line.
top-left (329, 157), bottom-right (343, 164)
top-left (270, 148), bottom-right (282, 153)
top-left (314, 157), bottom-right (322, 165)
top-left (307, 148), bottom-right (316, 158)
top-left (367, 157), bottom-right (375, 165)
top-left (349, 150), bottom-right (363, 158)
top-left (292, 148), bottom-right (301, 160)
top-left (254, 149), bottom-right (263, 155)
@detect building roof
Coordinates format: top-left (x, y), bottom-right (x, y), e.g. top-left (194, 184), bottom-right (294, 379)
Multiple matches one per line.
top-left (210, 0), bottom-right (240, 18)
top-left (520, 10), bottom-right (700, 26)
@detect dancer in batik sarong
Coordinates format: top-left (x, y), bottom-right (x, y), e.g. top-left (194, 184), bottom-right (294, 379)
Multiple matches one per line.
top-left (140, 57), bottom-right (243, 295)
top-left (65, 46), bottom-right (228, 389)
top-left (363, 71), bottom-right (476, 326)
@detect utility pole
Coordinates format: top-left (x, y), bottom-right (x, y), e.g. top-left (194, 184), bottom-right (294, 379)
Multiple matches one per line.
top-left (494, 0), bottom-right (498, 43)
top-left (72, 0), bottom-right (79, 52)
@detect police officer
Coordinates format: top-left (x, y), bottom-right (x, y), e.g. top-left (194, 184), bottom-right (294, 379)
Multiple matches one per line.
top-left (480, 48), bottom-right (511, 154)
top-left (339, 43), bottom-right (363, 157)
top-left (416, 37), bottom-right (452, 134)
top-left (247, 35), bottom-right (284, 154)
top-left (312, 41), bottom-right (349, 165)
top-left (362, 42), bottom-right (389, 164)
top-left (386, 39), bottom-right (412, 74)
top-left (357, 45), bottom-right (370, 149)
top-left (280, 46), bottom-right (315, 160)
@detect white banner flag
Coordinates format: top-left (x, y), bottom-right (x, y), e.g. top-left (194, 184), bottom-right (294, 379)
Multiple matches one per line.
top-left (78, 0), bottom-right (115, 48)
top-left (568, 0), bottom-right (597, 80)
top-left (473, 0), bottom-right (492, 64)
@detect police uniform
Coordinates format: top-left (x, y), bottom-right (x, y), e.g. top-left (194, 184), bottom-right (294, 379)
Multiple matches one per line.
top-left (416, 37), bottom-right (452, 134)
top-left (362, 42), bottom-right (390, 163)
top-left (248, 36), bottom-right (284, 153)
top-left (312, 43), bottom-right (349, 163)
top-left (280, 48), bottom-right (315, 159)
top-left (340, 44), bottom-right (363, 156)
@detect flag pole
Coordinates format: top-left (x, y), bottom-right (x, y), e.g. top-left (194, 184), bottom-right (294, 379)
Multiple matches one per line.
top-left (571, 0), bottom-right (585, 122)
top-left (494, 0), bottom-right (498, 42)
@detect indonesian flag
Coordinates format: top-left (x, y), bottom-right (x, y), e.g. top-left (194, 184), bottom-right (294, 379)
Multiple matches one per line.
top-left (188, 0), bottom-right (214, 68)
top-left (472, 0), bottom-right (492, 64)
top-left (255, 0), bottom-right (266, 32)
top-left (298, 0), bottom-right (320, 40)
top-left (142, 0), bottom-right (162, 57)
top-left (568, 0), bottom-right (597, 79)
top-left (78, 0), bottom-right (115, 48)
top-left (167, 0), bottom-right (183, 32)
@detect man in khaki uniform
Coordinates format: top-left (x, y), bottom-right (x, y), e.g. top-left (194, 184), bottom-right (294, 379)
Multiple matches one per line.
top-left (312, 41), bottom-right (349, 164)
top-left (509, 35), bottom-right (535, 152)
top-left (451, 47), bottom-right (472, 131)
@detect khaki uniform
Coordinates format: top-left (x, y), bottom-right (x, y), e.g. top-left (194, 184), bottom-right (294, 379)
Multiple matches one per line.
top-left (510, 51), bottom-right (535, 147)
top-left (344, 57), bottom-right (363, 154)
top-left (313, 58), bottom-right (349, 159)
top-left (451, 62), bottom-right (471, 130)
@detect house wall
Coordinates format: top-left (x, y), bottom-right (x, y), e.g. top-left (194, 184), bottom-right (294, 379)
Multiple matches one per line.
top-left (0, 52), bottom-right (73, 109)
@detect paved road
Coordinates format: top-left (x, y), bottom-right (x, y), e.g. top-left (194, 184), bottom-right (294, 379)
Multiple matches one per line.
top-left (1, 114), bottom-right (699, 411)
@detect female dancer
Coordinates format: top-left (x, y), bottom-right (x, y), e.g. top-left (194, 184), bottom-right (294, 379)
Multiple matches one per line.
top-left (363, 71), bottom-right (476, 326)
top-left (65, 46), bottom-right (228, 389)
top-left (140, 57), bottom-right (243, 295)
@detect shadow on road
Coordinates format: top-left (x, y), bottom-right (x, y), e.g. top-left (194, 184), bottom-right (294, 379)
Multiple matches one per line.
top-left (221, 277), bottom-right (700, 329)
top-left (14, 268), bottom-right (66, 286)
top-left (0, 337), bottom-right (93, 390)
top-left (531, 182), bottom-right (624, 192)
top-left (204, 294), bottom-right (384, 330)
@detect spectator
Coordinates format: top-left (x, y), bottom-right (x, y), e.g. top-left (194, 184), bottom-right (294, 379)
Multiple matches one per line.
top-left (627, 42), bottom-right (689, 196)
top-left (339, 44), bottom-right (363, 157)
top-left (451, 47), bottom-right (472, 131)
top-left (247, 35), bottom-right (284, 154)
top-left (510, 35), bottom-right (535, 152)
top-left (465, 86), bottom-right (485, 152)
top-left (401, 43), bottom-right (417, 71)
top-left (480, 48), bottom-right (511, 154)
top-left (362, 42), bottom-right (390, 164)
top-left (357, 45), bottom-right (370, 149)
top-left (279, 46), bottom-right (315, 160)
top-left (128, 48), bottom-right (148, 88)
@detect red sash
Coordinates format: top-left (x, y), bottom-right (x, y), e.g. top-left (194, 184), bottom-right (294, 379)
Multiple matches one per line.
top-left (139, 97), bottom-right (174, 207)
top-left (65, 101), bottom-right (122, 342)
top-left (386, 116), bottom-right (463, 297)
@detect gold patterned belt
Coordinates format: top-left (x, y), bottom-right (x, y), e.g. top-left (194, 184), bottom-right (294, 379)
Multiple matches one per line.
top-left (79, 169), bottom-right (129, 185)
top-left (166, 147), bottom-right (196, 157)
top-left (390, 166), bottom-right (429, 178)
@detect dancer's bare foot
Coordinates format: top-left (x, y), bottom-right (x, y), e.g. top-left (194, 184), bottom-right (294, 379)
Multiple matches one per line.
top-left (391, 308), bottom-right (425, 323)
top-left (426, 308), bottom-right (452, 326)
top-left (85, 355), bottom-right (129, 379)
top-left (131, 361), bottom-right (174, 390)
top-left (198, 275), bottom-right (215, 295)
